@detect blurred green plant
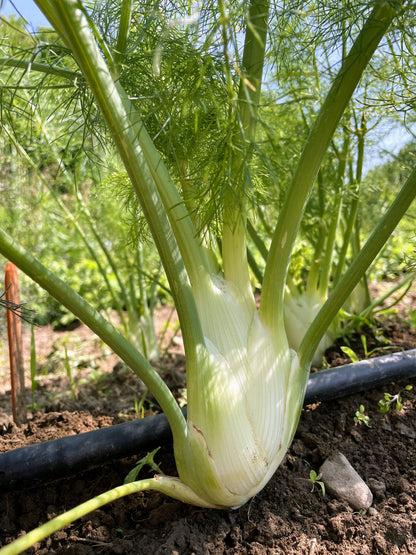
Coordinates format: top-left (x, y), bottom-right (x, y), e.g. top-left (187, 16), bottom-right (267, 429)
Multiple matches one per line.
top-left (309, 470), bottom-right (326, 495)
top-left (378, 385), bottom-right (413, 413)
top-left (341, 333), bottom-right (395, 362)
top-left (354, 404), bottom-right (371, 428)
top-left (124, 447), bottom-right (164, 484)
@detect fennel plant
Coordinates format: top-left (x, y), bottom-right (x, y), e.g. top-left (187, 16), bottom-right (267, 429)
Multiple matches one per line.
top-left (255, 12), bottom-right (413, 365)
top-left (0, 1), bottom-right (415, 552)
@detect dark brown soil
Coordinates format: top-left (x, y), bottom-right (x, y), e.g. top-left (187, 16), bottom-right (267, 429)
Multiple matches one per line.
top-left (0, 300), bottom-right (416, 554)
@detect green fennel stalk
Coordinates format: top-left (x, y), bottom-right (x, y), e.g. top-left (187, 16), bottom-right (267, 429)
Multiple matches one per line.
top-left (260, 0), bottom-right (398, 331)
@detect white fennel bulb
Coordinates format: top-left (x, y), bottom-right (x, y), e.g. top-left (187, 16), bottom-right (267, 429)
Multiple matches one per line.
top-left (175, 274), bottom-right (305, 508)
top-left (284, 288), bottom-right (336, 367)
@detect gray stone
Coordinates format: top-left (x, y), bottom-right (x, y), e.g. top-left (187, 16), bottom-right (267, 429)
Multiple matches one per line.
top-left (319, 452), bottom-right (373, 510)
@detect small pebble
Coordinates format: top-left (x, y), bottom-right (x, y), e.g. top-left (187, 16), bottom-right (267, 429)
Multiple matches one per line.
top-left (319, 452), bottom-right (373, 510)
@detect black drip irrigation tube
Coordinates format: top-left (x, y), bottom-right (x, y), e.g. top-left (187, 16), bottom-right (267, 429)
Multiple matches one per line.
top-left (1, 349), bottom-right (416, 492)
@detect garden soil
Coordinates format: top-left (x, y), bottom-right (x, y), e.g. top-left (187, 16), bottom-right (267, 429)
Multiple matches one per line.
top-left (0, 296), bottom-right (416, 554)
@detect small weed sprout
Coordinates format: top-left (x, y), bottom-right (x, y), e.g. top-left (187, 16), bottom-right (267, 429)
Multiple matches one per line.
top-left (341, 334), bottom-right (395, 363)
top-left (133, 390), bottom-right (148, 418)
top-left (293, 469), bottom-right (326, 496)
top-left (124, 447), bottom-right (163, 484)
top-left (309, 470), bottom-right (325, 495)
top-left (378, 385), bottom-right (413, 414)
top-left (354, 405), bottom-right (371, 427)
top-left (341, 345), bottom-right (359, 363)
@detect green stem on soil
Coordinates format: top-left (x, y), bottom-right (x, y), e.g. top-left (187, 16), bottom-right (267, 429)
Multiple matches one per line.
top-left (0, 476), bottom-right (223, 555)
top-left (0, 227), bottom-right (187, 446)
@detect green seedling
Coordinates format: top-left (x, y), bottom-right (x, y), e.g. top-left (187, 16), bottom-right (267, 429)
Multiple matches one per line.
top-left (341, 345), bottom-right (360, 363)
top-left (309, 470), bottom-right (326, 496)
top-left (293, 469), bottom-right (326, 495)
top-left (124, 447), bottom-right (164, 484)
top-left (359, 334), bottom-right (396, 358)
top-left (134, 390), bottom-right (148, 418)
top-left (378, 385), bottom-right (413, 413)
top-left (354, 405), bottom-right (371, 427)
top-left (341, 334), bottom-right (395, 363)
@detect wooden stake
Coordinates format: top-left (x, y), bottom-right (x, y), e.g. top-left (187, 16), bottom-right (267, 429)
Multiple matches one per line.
top-left (5, 262), bottom-right (27, 425)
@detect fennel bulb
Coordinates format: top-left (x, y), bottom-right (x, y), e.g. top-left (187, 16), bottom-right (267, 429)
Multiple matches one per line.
top-left (342, 279), bottom-right (369, 316)
top-left (284, 288), bottom-right (336, 367)
top-left (175, 274), bottom-right (305, 508)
